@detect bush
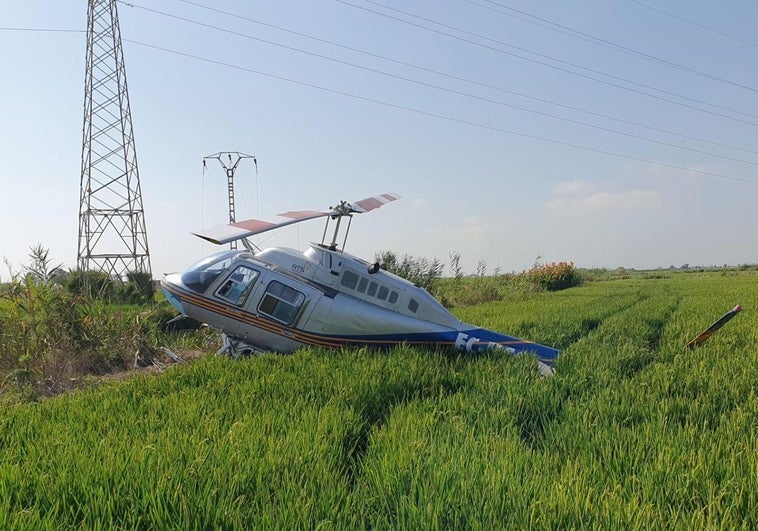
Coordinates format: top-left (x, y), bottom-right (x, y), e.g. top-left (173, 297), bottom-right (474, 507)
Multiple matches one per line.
top-left (526, 261), bottom-right (581, 291)
top-left (0, 276), bottom-right (209, 401)
top-left (64, 270), bottom-right (113, 298)
top-left (65, 270), bottom-right (154, 304)
top-left (0, 245), bottom-right (208, 402)
top-left (374, 250), bottom-right (443, 291)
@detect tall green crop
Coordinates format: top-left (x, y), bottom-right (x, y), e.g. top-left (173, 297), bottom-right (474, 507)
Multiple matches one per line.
top-left (0, 270), bottom-right (755, 528)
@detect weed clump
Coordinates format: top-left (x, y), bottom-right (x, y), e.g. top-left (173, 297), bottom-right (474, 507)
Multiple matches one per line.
top-left (0, 246), bottom-right (219, 401)
top-left (526, 261), bottom-right (582, 291)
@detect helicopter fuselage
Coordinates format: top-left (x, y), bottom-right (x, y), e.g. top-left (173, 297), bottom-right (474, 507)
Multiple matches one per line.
top-left (161, 243), bottom-right (560, 372)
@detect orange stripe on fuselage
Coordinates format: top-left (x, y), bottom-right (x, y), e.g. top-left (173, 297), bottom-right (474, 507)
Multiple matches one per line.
top-left (162, 282), bottom-right (535, 351)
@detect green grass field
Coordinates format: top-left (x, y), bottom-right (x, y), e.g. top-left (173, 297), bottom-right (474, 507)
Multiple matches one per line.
top-left (0, 271), bottom-right (755, 529)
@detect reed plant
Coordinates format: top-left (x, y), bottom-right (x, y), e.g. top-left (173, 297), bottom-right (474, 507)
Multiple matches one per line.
top-left (0, 273), bottom-right (211, 402)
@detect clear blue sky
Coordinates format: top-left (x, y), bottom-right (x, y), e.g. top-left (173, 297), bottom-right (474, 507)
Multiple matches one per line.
top-left (2, 0), bottom-right (757, 279)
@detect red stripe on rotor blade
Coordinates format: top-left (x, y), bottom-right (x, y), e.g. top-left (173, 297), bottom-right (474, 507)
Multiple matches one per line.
top-left (354, 197), bottom-right (383, 211)
top-left (278, 210), bottom-right (326, 220)
top-left (232, 219), bottom-right (276, 232)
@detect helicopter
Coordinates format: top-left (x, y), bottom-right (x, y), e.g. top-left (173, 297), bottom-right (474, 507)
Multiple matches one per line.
top-left (160, 193), bottom-right (560, 375)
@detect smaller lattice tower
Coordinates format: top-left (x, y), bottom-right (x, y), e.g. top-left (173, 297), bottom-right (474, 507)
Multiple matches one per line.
top-left (77, 0), bottom-right (151, 279)
top-left (203, 152), bottom-right (257, 250)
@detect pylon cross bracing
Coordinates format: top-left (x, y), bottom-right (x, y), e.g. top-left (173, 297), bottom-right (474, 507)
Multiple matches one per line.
top-left (203, 152), bottom-right (257, 250)
top-left (78, 0), bottom-right (151, 280)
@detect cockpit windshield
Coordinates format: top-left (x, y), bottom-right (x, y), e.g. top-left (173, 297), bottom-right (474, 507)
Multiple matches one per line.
top-left (180, 250), bottom-right (246, 293)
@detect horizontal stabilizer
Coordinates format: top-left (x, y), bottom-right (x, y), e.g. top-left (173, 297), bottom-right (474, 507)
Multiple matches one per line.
top-left (193, 192), bottom-right (401, 245)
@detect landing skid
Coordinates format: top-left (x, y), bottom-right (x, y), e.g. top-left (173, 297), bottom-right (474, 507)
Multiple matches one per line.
top-left (217, 334), bottom-right (267, 358)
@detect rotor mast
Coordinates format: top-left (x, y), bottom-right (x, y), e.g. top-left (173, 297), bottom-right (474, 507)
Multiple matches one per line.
top-left (322, 201), bottom-right (355, 251)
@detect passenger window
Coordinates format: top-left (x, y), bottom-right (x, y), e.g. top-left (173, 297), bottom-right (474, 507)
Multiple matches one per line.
top-left (388, 291), bottom-right (398, 304)
top-left (408, 298), bottom-right (419, 313)
top-left (258, 281), bottom-right (306, 325)
top-left (377, 285), bottom-right (389, 301)
top-left (215, 266), bottom-right (259, 306)
top-left (341, 270), bottom-right (359, 290)
top-left (367, 281), bottom-right (378, 297)
top-left (357, 277), bottom-right (368, 293)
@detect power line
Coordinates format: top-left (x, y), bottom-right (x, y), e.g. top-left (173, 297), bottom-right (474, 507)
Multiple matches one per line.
top-left (118, 1), bottom-right (758, 166)
top-left (337, 0), bottom-right (758, 124)
top-left (0, 26), bottom-right (83, 33)
top-left (7, 10), bottom-right (755, 156)
top-left (121, 37), bottom-right (758, 185)
top-left (464, 0), bottom-right (758, 94)
top-left (175, 0), bottom-right (758, 157)
top-left (626, 0), bottom-right (758, 49)
top-left (4, 19), bottom-right (754, 183)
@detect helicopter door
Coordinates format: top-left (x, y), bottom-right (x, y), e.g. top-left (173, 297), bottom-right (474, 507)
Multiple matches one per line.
top-left (257, 280), bottom-right (307, 326)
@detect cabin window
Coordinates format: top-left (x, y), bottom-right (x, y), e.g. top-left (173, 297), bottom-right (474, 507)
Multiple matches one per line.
top-left (367, 281), bottom-right (378, 297)
top-left (181, 251), bottom-right (237, 293)
top-left (377, 285), bottom-right (389, 301)
top-left (357, 277), bottom-right (368, 293)
top-left (215, 265), bottom-right (260, 306)
top-left (258, 281), bottom-right (306, 325)
top-left (341, 270), bottom-right (359, 290)
top-left (408, 298), bottom-right (419, 313)
top-left (388, 291), bottom-right (399, 304)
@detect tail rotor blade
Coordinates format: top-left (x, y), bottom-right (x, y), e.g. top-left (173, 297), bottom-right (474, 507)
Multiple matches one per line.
top-left (686, 304), bottom-right (742, 349)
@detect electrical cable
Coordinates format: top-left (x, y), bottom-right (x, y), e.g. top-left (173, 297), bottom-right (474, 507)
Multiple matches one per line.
top-left (337, 0), bottom-right (758, 123)
top-left (3, 22), bottom-right (754, 183)
top-left (5, 15), bottom-right (757, 155)
top-left (626, 0), bottom-right (758, 49)
top-left (117, 2), bottom-right (758, 166)
top-left (0, 27), bottom-right (84, 32)
top-left (176, 0), bottom-right (758, 156)
top-left (121, 37), bottom-right (758, 185)
top-left (464, 0), bottom-right (758, 94)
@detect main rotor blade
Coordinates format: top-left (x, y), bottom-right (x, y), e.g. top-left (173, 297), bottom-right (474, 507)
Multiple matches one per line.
top-left (351, 192), bottom-right (401, 213)
top-left (192, 192), bottom-right (400, 245)
top-left (193, 211), bottom-right (330, 245)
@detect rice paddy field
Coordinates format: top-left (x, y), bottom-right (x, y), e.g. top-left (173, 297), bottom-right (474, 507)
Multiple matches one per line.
top-left (0, 270), bottom-right (756, 529)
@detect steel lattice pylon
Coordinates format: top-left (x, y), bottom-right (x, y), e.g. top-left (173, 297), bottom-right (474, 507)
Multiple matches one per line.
top-left (203, 152), bottom-right (257, 250)
top-left (77, 0), bottom-right (151, 280)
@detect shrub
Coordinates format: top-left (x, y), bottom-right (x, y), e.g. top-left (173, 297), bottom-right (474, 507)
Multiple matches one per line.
top-left (64, 270), bottom-right (154, 304)
top-left (0, 276), bottom-right (209, 401)
top-left (435, 276), bottom-right (505, 307)
top-left (526, 261), bottom-right (581, 291)
top-left (374, 250), bottom-right (443, 291)
top-left (64, 270), bottom-right (114, 299)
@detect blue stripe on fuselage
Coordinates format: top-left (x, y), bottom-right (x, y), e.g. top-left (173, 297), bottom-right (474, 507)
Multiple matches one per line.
top-left (327, 328), bottom-right (559, 364)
